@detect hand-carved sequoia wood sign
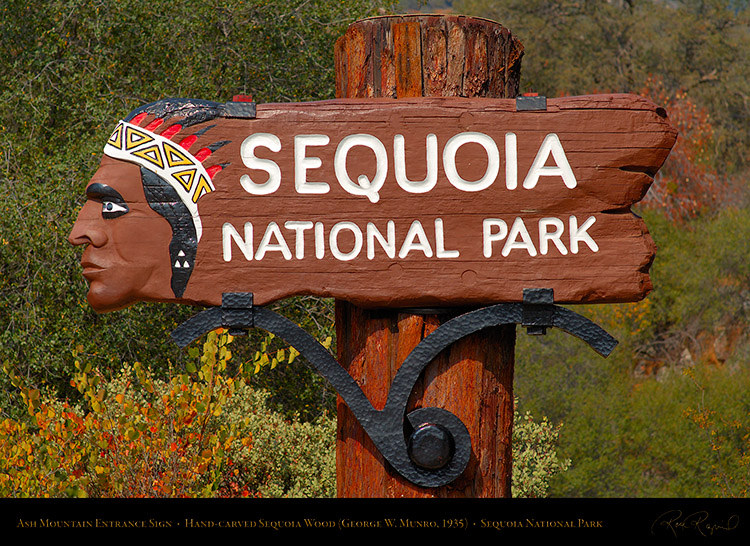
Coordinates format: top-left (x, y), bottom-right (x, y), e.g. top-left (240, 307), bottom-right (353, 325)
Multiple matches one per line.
top-left (69, 94), bottom-right (676, 313)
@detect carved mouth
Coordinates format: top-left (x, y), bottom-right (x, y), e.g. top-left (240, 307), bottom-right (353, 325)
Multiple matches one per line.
top-left (81, 261), bottom-right (105, 280)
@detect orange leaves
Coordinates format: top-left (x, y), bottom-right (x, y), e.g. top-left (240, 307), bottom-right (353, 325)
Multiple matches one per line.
top-left (638, 77), bottom-right (722, 220)
top-left (2, 328), bottom-right (337, 498)
top-left (0, 330), bottom-right (244, 498)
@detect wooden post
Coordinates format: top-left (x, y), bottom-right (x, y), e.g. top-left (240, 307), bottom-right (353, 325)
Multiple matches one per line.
top-left (333, 15), bottom-right (524, 498)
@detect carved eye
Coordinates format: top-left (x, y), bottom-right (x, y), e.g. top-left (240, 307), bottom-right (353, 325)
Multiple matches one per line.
top-left (102, 200), bottom-right (129, 219)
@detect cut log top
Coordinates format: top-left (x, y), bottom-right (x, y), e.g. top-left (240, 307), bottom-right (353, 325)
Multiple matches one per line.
top-left (335, 14), bottom-right (524, 100)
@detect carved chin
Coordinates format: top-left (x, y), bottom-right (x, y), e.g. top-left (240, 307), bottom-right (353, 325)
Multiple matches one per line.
top-left (79, 248), bottom-right (177, 312)
top-left (85, 281), bottom-right (136, 313)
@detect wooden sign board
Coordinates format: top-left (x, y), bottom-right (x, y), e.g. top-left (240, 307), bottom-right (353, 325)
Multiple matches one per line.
top-left (69, 94), bottom-right (676, 312)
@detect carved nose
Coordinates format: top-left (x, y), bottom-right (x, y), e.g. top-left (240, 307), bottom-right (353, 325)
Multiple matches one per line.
top-left (68, 202), bottom-right (107, 247)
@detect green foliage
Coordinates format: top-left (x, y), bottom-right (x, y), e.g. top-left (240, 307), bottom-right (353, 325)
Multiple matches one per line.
top-left (684, 365), bottom-right (750, 497)
top-left (512, 400), bottom-right (571, 498)
top-left (456, 0), bottom-right (750, 174)
top-left (3, 327), bottom-right (567, 498)
top-left (516, 330), bottom-right (689, 497)
top-left (0, 0), bottom-right (395, 420)
top-left (511, 204), bottom-right (750, 497)
top-left (0, 330), bottom-right (337, 498)
top-left (219, 381), bottom-right (336, 498)
top-left (247, 297), bottom-right (338, 421)
top-left (635, 207), bottom-right (750, 364)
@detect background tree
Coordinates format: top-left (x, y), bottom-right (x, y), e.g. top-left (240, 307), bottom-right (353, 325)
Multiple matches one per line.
top-left (453, 0), bottom-right (750, 497)
top-left (0, 0), bottom-right (398, 420)
top-left (457, 0), bottom-right (750, 173)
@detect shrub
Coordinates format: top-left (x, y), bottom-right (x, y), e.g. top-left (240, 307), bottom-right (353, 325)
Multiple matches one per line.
top-left (512, 400), bottom-right (571, 498)
top-left (1, 327), bottom-right (565, 498)
top-left (0, 330), bottom-right (336, 498)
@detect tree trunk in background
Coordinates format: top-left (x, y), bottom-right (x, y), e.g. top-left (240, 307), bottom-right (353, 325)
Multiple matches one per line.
top-left (333, 14), bottom-right (524, 498)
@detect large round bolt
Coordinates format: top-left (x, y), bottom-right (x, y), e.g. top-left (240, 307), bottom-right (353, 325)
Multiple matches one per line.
top-left (407, 423), bottom-right (455, 470)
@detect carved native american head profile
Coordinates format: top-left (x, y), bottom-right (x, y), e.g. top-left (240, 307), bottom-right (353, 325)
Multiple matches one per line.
top-left (68, 99), bottom-right (231, 312)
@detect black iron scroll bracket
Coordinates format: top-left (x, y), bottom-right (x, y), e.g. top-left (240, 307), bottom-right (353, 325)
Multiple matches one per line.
top-left (171, 289), bottom-right (617, 488)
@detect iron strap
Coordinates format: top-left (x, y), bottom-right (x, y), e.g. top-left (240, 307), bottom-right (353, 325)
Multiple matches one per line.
top-left (171, 290), bottom-right (616, 487)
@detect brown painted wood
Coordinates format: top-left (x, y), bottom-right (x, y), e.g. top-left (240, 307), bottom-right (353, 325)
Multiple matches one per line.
top-left (153, 96), bottom-right (674, 309)
top-left (73, 15), bottom-right (679, 315)
top-left (70, 92), bottom-right (674, 314)
top-left (333, 14), bottom-right (523, 498)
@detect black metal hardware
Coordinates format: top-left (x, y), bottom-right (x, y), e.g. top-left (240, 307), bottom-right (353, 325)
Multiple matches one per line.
top-left (171, 290), bottom-right (617, 488)
top-left (516, 95), bottom-right (547, 111)
top-left (221, 292), bottom-right (254, 336)
top-left (223, 100), bottom-right (257, 119)
top-left (408, 422), bottom-right (455, 470)
top-left (522, 287), bottom-right (554, 335)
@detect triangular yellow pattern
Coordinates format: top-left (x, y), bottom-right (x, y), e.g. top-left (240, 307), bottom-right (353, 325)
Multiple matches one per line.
top-left (132, 144), bottom-right (165, 169)
top-left (163, 141), bottom-right (194, 168)
top-left (124, 126), bottom-right (155, 150)
top-left (107, 124), bottom-right (123, 149)
top-left (172, 168), bottom-right (197, 192)
top-left (192, 174), bottom-right (213, 203)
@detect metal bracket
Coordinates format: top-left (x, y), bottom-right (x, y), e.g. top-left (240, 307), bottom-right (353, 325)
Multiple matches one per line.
top-left (516, 94), bottom-right (547, 111)
top-left (171, 290), bottom-right (617, 488)
top-left (522, 287), bottom-right (555, 335)
top-left (221, 292), bottom-right (254, 336)
top-left (223, 100), bottom-right (256, 119)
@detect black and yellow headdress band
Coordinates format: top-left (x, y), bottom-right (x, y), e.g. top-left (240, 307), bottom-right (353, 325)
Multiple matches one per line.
top-left (103, 119), bottom-right (215, 241)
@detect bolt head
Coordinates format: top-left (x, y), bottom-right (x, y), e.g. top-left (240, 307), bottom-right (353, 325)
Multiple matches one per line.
top-left (408, 423), bottom-right (454, 470)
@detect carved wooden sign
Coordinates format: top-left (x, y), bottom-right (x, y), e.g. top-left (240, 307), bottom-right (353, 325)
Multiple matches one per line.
top-left (68, 94), bottom-right (676, 312)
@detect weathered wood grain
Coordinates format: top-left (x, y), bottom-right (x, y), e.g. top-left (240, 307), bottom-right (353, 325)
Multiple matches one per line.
top-left (333, 15), bottom-right (519, 500)
top-left (153, 94), bottom-right (677, 309)
top-left (394, 21), bottom-right (423, 98)
top-left (422, 18), bottom-right (447, 97)
top-left (334, 15), bottom-right (524, 100)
